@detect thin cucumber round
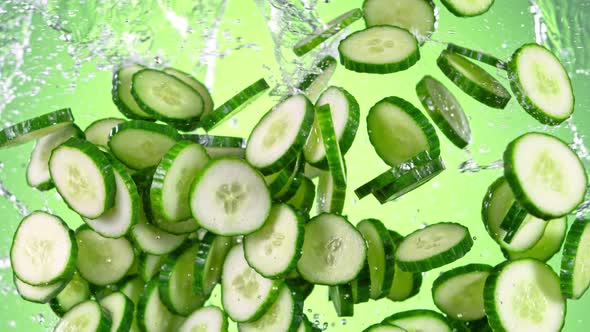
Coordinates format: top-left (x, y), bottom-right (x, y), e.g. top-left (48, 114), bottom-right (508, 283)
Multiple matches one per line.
top-left (190, 158), bottom-right (271, 236)
top-left (11, 211), bottom-right (76, 286)
top-left (99, 292), bottom-right (134, 332)
top-left (179, 306), bottom-right (229, 332)
top-left (119, 277), bottom-right (144, 332)
top-left (387, 263), bottom-right (422, 302)
top-left (508, 43), bottom-right (574, 125)
top-left (437, 50), bottom-right (511, 109)
top-left (182, 134), bottom-right (245, 149)
top-left (238, 285), bottom-right (303, 332)
top-left (297, 55), bottom-right (338, 102)
top-left (130, 211), bottom-right (187, 255)
top-left (504, 217), bottom-right (567, 262)
top-left (316, 104), bottom-right (347, 187)
top-left (112, 64), bottom-right (153, 120)
top-left (75, 226), bottom-right (135, 286)
top-left (200, 78), bottom-right (269, 131)
top-left (246, 94), bottom-right (315, 174)
top-left (84, 118), bottom-right (125, 150)
top-left (363, 0), bottom-right (436, 41)
top-left (163, 67), bottom-right (214, 119)
top-left (153, 217), bottom-right (199, 235)
top-left (194, 233), bottom-right (232, 296)
top-left (136, 278), bottom-right (183, 332)
top-left (560, 219), bottom-right (590, 299)
top-left (367, 96), bottom-right (439, 167)
top-left (483, 259), bottom-right (565, 332)
top-left (54, 300), bottom-right (112, 332)
top-left (50, 271), bottom-right (91, 316)
top-left (274, 165), bottom-right (305, 202)
top-left (244, 204), bottom-right (304, 278)
top-left (0, 108), bottom-right (75, 149)
top-left (383, 309), bottom-right (452, 332)
top-left (265, 159), bottom-right (299, 196)
top-left (351, 262), bottom-right (372, 303)
top-left (221, 244), bottom-right (282, 322)
top-left (432, 264), bottom-right (493, 321)
top-left (316, 170), bottom-right (347, 215)
top-left (297, 213), bottom-right (367, 285)
top-left (395, 222), bottom-right (473, 272)
top-left (49, 137), bottom-right (116, 218)
top-left (357, 218), bottom-right (395, 299)
top-left (293, 8), bottom-right (363, 57)
top-left (285, 176), bottom-right (316, 215)
top-left (26, 124), bottom-right (84, 190)
top-left (150, 140), bottom-right (210, 222)
top-left (416, 75), bottom-right (471, 149)
top-left (329, 283), bottom-right (354, 317)
top-left (14, 274), bottom-right (67, 304)
top-left (139, 254), bottom-right (167, 282)
top-left (446, 43), bottom-right (507, 70)
top-left (440, 0), bottom-right (494, 17)
top-left (503, 132), bottom-right (587, 219)
top-left (108, 120), bottom-right (181, 170)
top-left (339, 26), bottom-right (420, 74)
top-left (364, 324), bottom-right (407, 332)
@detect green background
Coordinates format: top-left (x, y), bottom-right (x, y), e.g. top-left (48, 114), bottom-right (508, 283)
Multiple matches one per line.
top-left (0, 0), bottom-right (588, 330)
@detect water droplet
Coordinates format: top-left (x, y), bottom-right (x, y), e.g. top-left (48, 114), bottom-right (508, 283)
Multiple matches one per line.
top-left (340, 319), bottom-right (347, 325)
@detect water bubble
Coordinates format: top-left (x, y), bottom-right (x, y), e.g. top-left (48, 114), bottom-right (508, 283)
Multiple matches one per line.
top-left (340, 319), bottom-right (347, 325)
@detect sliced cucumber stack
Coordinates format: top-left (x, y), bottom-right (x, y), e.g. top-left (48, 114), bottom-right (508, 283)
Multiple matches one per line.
top-left (53, 300), bottom-right (112, 332)
top-left (297, 55), bottom-right (338, 102)
top-left (14, 274), bottom-right (67, 304)
top-left (503, 216), bottom-right (567, 262)
top-left (560, 219), bottom-right (590, 299)
top-left (163, 67), bottom-right (214, 119)
top-left (179, 306), bottom-right (228, 332)
top-left (0, 108), bottom-right (75, 149)
top-left (363, 0), bottom-right (436, 41)
top-left (440, 0), bottom-right (494, 17)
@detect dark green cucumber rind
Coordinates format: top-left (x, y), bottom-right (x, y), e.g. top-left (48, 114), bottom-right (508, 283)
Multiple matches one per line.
top-left (437, 50), bottom-right (511, 109)
top-left (329, 284), bottom-right (354, 317)
top-left (0, 108), bottom-right (75, 149)
top-left (372, 156), bottom-right (445, 204)
top-left (102, 292), bottom-right (134, 332)
top-left (499, 202), bottom-right (529, 243)
top-left (200, 78), bottom-right (270, 131)
top-left (112, 65), bottom-right (154, 120)
top-left (560, 219), bottom-right (590, 299)
top-left (275, 172), bottom-right (305, 203)
top-left (354, 151), bottom-right (436, 199)
top-left (382, 309), bottom-right (451, 328)
top-left (503, 217), bottom-right (567, 262)
top-left (446, 43), bottom-right (506, 69)
top-left (507, 43), bottom-right (574, 125)
top-left (163, 67), bottom-right (214, 116)
top-left (130, 166), bottom-right (156, 221)
top-left (338, 26), bottom-right (420, 74)
top-left (357, 218), bottom-right (396, 299)
top-left (440, 0), bottom-right (495, 17)
top-left (49, 272), bottom-right (91, 316)
top-left (396, 222), bottom-right (473, 272)
top-left (13, 274), bottom-right (68, 304)
top-left (286, 176), bottom-right (316, 215)
top-left (316, 104), bottom-right (346, 186)
top-left (351, 261), bottom-right (371, 303)
top-left (265, 159), bottom-right (298, 196)
top-left (297, 56), bottom-right (337, 97)
top-left (193, 232), bottom-right (231, 296)
top-left (483, 259), bottom-right (566, 332)
top-left (388, 230), bottom-right (405, 245)
top-left (182, 134), bottom-right (245, 148)
top-left (363, 323), bottom-right (405, 332)
top-left (503, 132), bottom-right (588, 219)
top-left (293, 8), bottom-right (363, 57)
top-left (285, 277), bottom-right (315, 301)
top-left (416, 75), bottom-right (471, 149)
top-left (286, 284), bottom-right (305, 331)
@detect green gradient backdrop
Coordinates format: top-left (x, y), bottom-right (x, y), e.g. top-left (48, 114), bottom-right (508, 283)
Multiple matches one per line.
top-left (0, 0), bottom-right (588, 330)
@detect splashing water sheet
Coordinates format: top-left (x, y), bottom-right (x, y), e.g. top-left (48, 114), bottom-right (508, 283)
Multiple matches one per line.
top-left (0, 0), bottom-right (589, 330)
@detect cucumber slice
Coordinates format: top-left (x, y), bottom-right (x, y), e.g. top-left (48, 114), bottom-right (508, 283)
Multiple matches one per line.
top-left (26, 124), bottom-right (83, 190)
top-left (84, 155), bottom-right (140, 238)
top-left (504, 217), bottom-right (567, 262)
top-left (200, 78), bottom-right (269, 131)
top-left (383, 309), bottom-right (452, 332)
top-left (238, 285), bottom-right (303, 331)
top-left (437, 50), bottom-right (511, 109)
top-left (387, 263), bottom-right (422, 302)
top-left (159, 243), bottom-right (205, 315)
top-left (54, 300), bottom-right (112, 332)
top-left (190, 158), bottom-right (271, 236)
top-left (560, 219), bottom-right (590, 299)
top-left (508, 43), bottom-right (574, 125)
top-left (440, 0), bottom-right (494, 17)
top-left (286, 277), bottom-right (315, 301)
top-left (139, 254), bottom-right (166, 283)
top-left (274, 165), bottom-right (305, 202)
top-left (179, 306), bottom-right (228, 332)
top-left (329, 283), bottom-right (354, 317)
top-left (84, 118), bottom-right (125, 150)
top-left (112, 64), bottom-right (153, 120)
top-left (150, 141), bottom-right (209, 222)
top-left (367, 97), bottom-right (439, 167)
top-left (194, 233), bottom-right (232, 296)
top-left (182, 134), bottom-right (245, 149)
top-left (50, 271), bottom-right (91, 316)
top-left (297, 213), bottom-right (367, 285)
top-left (351, 262), bottom-right (371, 303)
top-left (75, 226), bottom-right (135, 286)
top-left (11, 211), bottom-right (76, 286)
top-left (99, 292), bottom-right (134, 332)
top-left (244, 204), bottom-right (304, 278)
top-left (316, 104), bottom-right (347, 186)
top-left (483, 259), bottom-right (565, 332)
top-left (14, 274), bottom-right (67, 304)
top-left (49, 137), bottom-right (116, 218)
top-left (395, 222), bottom-right (473, 272)
top-left (503, 132), bottom-right (587, 219)
top-left (130, 210), bottom-right (187, 255)
top-left (265, 159), bottom-right (299, 196)
top-left (108, 120), bottom-right (181, 170)
top-left (297, 55), bottom-right (338, 102)
top-left (0, 108), bottom-right (75, 149)
top-left (119, 277), bottom-right (144, 332)
top-left (432, 264), bottom-right (492, 321)
top-left (153, 217), bottom-right (199, 235)
top-left (364, 324), bottom-right (407, 332)
top-left (363, 0), bottom-right (436, 41)
top-left (286, 176), bottom-right (316, 215)
top-left (416, 75), bottom-right (471, 149)
top-left (357, 218), bottom-right (395, 299)
top-left (446, 43), bottom-right (507, 70)
top-left (246, 94), bottom-right (315, 174)
top-left (316, 170), bottom-right (347, 215)
top-left (339, 26), bottom-right (420, 74)
top-left (305, 86), bottom-right (360, 169)
top-left (163, 68), bottom-right (214, 118)
top-left (136, 279), bottom-right (184, 332)
top-left (293, 8), bottom-right (363, 57)
top-left (221, 244), bottom-right (282, 322)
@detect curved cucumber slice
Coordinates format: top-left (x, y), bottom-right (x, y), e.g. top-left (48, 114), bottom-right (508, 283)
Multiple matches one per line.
top-left (238, 285), bottom-right (303, 332)
top-left (297, 56), bottom-right (338, 102)
top-left (357, 218), bottom-right (395, 299)
top-left (316, 104), bottom-right (347, 187)
top-left (194, 233), bottom-right (232, 296)
top-left (503, 132), bottom-right (587, 219)
top-left (136, 279), bottom-right (183, 332)
top-left (351, 262), bottom-right (371, 303)
top-left (367, 96), bottom-right (439, 167)
top-left (0, 108), bottom-right (75, 149)
top-left (395, 222), bottom-right (473, 272)
top-left (437, 50), bottom-right (511, 109)
top-left (99, 292), bottom-right (134, 332)
top-left (297, 213), bottom-right (367, 285)
top-left (163, 67), bottom-right (214, 118)
top-left (317, 170), bottom-right (347, 215)
top-left (363, 0), bottom-right (436, 41)
top-left (440, 0), bottom-right (494, 17)
top-left (364, 324), bottom-right (408, 332)
top-left (387, 263), bottom-right (422, 302)
top-left (139, 254), bottom-right (167, 282)
top-left (153, 217), bottom-right (199, 235)
top-left (560, 219), bottom-right (590, 299)
top-left (183, 134), bottom-right (245, 148)
top-left (508, 43), bottom-right (574, 125)
top-left (14, 275), bottom-right (67, 304)
top-left (246, 94), bottom-right (315, 174)
top-left (112, 64), bottom-right (153, 120)
top-left (179, 306), bottom-right (228, 332)
top-left (383, 309), bottom-right (452, 332)
top-left (54, 300), bottom-right (112, 332)
top-left (504, 217), bottom-right (567, 262)
top-left (265, 159), bottom-right (299, 196)
top-left (293, 8), bottom-right (363, 57)
top-left (286, 176), bottom-right (316, 215)
top-left (130, 210), bottom-right (187, 255)
top-left (200, 78), bottom-right (269, 131)
top-left (483, 259), bottom-right (565, 332)
top-left (446, 43), bottom-right (506, 69)
top-left (329, 283), bottom-right (354, 317)
top-left (84, 118), bottom-right (125, 150)
top-left (416, 75), bottom-right (471, 149)
top-left (50, 271), bottom-right (91, 316)
top-left (339, 26), bottom-right (420, 74)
